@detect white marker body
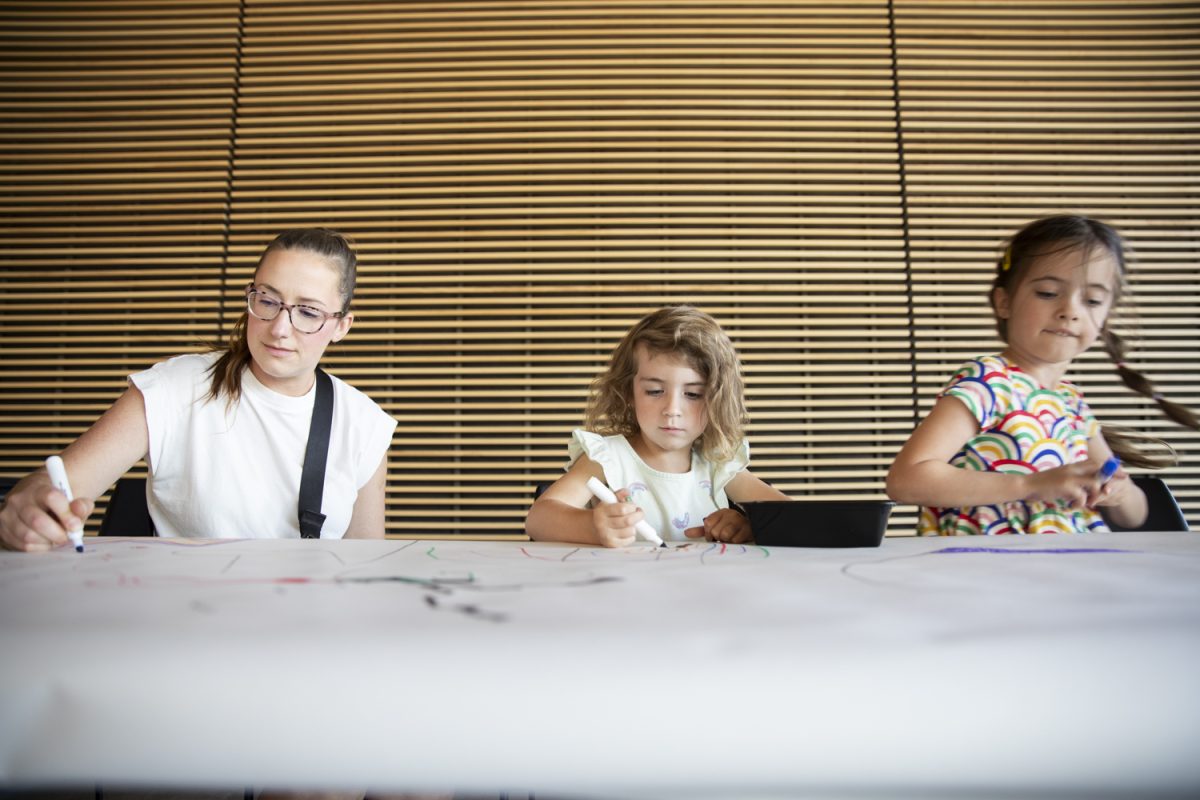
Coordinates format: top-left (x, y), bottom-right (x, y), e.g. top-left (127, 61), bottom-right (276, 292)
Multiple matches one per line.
top-left (585, 476), bottom-right (665, 546)
top-left (45, 456), bottom-right (84, 552)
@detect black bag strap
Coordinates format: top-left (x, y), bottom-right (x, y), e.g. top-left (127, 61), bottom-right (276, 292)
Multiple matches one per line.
top-left (298, 367), bottom-right (334, 539)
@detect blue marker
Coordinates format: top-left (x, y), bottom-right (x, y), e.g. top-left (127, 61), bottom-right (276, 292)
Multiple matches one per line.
top-left (1098, 455), bottom-right (1121, 485)
top-left (45, 456), bottom-right (84, 552)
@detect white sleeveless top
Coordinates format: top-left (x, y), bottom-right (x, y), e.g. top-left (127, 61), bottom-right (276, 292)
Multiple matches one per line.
top-left (132, 352), bottom-right (396, 539)
top-left (567, 430), bottom-right (749, 542)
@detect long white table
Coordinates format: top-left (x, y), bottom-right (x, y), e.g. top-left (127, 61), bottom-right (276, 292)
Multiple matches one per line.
top-left (2, 532), bottom-right (1198, 798)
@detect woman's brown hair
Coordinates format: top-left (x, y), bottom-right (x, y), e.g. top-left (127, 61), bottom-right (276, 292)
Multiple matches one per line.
top-left (206, 228), bottom-right (357, 405)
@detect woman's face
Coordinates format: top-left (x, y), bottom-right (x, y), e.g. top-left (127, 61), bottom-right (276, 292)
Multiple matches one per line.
top-left (246, 248), bottom-right (352, 396)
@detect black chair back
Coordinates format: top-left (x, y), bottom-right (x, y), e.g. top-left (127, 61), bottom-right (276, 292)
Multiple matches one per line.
top-left (98, 477), bottom-right (155, 537)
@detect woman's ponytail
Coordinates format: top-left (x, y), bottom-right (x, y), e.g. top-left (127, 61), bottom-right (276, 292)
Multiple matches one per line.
top-left (206, 313), bottom-right (252, 407)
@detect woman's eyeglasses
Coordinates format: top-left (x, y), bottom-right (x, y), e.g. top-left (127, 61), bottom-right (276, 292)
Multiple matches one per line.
top-left (245, 284), bottom-right (345, 334)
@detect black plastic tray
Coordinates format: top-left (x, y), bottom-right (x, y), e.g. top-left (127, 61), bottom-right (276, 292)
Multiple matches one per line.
top-left (740, 500), bottom-right (895, 548)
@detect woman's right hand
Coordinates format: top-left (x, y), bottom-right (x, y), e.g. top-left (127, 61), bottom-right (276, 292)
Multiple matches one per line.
top-left (590, 489), bottom-right (641, 548)
top-left (0, 471), bottom-right (94, 552)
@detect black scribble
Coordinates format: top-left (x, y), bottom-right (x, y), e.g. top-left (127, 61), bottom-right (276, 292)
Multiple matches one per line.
top-left (343, 573), bottom-right (621, 623)
top-left (189, 599), bottom-right (216, 614)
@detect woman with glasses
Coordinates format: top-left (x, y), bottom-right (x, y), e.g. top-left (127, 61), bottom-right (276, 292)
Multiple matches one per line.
top-left (0, 228), bottom-right (396, 550)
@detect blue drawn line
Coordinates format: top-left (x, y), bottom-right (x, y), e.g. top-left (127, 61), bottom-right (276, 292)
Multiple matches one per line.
top-left (933, 546), bottom-right (1136, 555)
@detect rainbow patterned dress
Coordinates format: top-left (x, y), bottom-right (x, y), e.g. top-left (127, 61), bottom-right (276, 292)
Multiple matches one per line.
top-left (918, 354), bottom-right (1109, 536)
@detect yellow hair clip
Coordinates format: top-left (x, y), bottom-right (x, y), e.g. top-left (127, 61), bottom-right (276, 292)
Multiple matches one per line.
top-left (1001, 246), bottom-right (1012, 272)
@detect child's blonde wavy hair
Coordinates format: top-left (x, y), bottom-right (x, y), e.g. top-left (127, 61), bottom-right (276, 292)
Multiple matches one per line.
top-left (585, 306), bottom-right (747, 463)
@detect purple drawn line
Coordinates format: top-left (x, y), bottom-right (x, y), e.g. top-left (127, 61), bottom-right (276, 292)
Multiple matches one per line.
top-left (933, 546), bottom-right (1136, 555)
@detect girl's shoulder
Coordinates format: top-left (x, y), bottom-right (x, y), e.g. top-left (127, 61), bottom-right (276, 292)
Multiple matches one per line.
top-left (699, 437), bottom-right (751, 486)
top-left (567, 429), bottom-right (628, 466)
top-left (945, 354), bottom-right (1010, 384)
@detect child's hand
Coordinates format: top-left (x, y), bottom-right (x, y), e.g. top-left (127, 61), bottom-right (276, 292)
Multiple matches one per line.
top-left (590, 489), bottom-right (642, 548)
top-left (684, 508), bottom-right (753, 544)
top-left (1091, 469), bottom-right (1134, 508)
top-left (1024, 462), bottom-right (1104, 508)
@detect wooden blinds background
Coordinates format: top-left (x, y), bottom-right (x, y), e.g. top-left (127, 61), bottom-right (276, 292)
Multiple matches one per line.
top-left (1, 1), bottom-right (1197, 538)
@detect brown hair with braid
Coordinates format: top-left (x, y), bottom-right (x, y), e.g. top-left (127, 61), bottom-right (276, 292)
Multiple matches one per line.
top-left (205, 228), bottom-right (357, 406)
top-left (586, 306), bottom-right (747, 464)
top-left (990, 215), bottom-right (1198, 468)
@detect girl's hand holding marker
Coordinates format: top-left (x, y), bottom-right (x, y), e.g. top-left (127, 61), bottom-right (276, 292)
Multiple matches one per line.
top-left (586, 477), bottom-right (665, 547)
top-left (1098, 455), bottom-right (1121, 485)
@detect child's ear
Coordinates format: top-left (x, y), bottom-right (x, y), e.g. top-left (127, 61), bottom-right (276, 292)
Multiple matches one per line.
top-left (992, 286), bottom-right (1011, 319)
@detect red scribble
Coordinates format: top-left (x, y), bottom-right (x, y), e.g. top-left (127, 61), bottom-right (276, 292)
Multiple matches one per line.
top-left (519, 547), bottom-right (563, 561)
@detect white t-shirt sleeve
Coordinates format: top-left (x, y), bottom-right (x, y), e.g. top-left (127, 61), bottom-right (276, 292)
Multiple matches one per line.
top-left (710, 438), bottom-right (751, 495)
top-left (567, 428), bottom-right (615, 473)
top-left (337, 379), bottom-right (396, 488)
top-left (129, 353), bottom-right (214, 476)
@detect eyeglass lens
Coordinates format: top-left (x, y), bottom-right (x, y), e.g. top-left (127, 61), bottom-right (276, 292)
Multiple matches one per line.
top-left (246, 290), bottom-right (330, 334)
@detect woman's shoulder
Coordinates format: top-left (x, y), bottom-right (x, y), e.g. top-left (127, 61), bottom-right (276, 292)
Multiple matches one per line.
top-left (131, 351), bottom-right (220, 389)
top-left (327, 370), bottom-right (394, 422)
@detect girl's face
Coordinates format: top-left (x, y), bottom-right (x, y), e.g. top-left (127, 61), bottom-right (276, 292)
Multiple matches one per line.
top-left (246, 248), bottom-right (352, 396)
top-left (993, 244), bottom-right (1118, 383)
top-left (630, 345), bottom-right (709, 465)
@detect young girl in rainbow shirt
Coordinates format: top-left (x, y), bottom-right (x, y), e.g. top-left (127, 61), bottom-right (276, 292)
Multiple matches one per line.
top-left (526, 305), bottom-right (788, 547)
top-left (888, 215), bottom-right (1197, 535)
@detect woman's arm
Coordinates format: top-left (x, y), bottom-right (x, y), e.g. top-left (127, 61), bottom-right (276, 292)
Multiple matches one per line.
top-left (0, 386), bottom-right (150, 552)
top-left (344, 455), bottom-right (387, 539)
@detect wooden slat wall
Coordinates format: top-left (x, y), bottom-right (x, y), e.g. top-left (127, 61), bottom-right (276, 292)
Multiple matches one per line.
top-left (228, 0), bottom-right (908, 535)
top-left (895, 0), bottom-right (1200, 529)
top-left (0, 1), bottom-right (1196, 538)
top-left (0, 0), bottom-right (240, 524)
